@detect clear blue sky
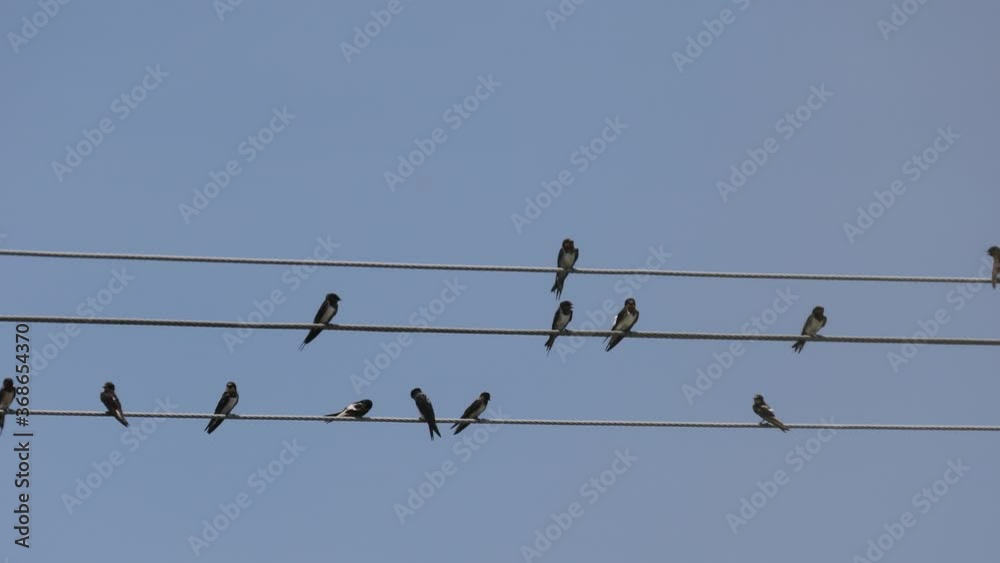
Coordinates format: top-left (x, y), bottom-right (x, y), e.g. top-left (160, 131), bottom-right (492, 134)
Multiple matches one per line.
top-left (1, 1), bottom-right (997, 562)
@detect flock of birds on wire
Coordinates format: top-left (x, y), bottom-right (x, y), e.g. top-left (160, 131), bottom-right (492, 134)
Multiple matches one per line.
top-left (4, 242), bottom-right (1000, 439)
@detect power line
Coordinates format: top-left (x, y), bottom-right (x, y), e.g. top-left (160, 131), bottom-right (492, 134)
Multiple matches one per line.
top-left (0, 248), bottom-right (988, 284)
top-left (16, 410), bottom-right (1000, 431)
top-left (1, 315), bottom-right (998, 346)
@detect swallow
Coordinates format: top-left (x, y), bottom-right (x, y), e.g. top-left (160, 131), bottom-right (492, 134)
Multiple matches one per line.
top-left (452, 392), bottom-right (490, 435)
top-left (605, 298), bottom-right (639, 352)
top-left (325, 399), bottom-right (373, 421)
top-left (988, 246), bottom-right (1000, 289)
top-left (753, 394), bottom-right (790, 432)
top-left (791, 306), bottom-right (826, 353)
top-left (299, 293), bottom-right (341, 350)
top-left (99, 382), bottom-right (129, 427)
top-left (551, 238), bottom-right (579, 299)
top-left (410, 388), bottom-right (441, 440)
top-left (0, 378), bottom-right (15, 435)
top-left (544, 301), bottom-right (574, 354)
top-left (205, 381), bottom-right (239, 435)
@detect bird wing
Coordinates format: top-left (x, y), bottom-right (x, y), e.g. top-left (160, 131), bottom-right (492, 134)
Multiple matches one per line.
top-left (459, 399), bottom-right (483, 420)
top-left (312, 303), bottom-right (329, 324)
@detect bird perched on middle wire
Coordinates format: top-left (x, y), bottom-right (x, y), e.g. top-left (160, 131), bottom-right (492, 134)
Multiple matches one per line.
top-left (551, 238), bottom-right (579, 299)
top-left (0, 378), bottom-right (15, 435)
top-left (605, 298), bottom-right (639, 352)
top-left (544, 301), bottom-right (573, 355)
top-left (100, 382), bottom-right (129, 427)
top-left (299, 293), bottom-right (341, 351)
top-left (791, 306), bottom-right (827, 353)
top-left (988, 246), bottom-right (1000, 289)
top-left (452, 392), bottom-right (490, 435)
top-left (325, 399), bottom-right (373, 421)
top-left (205, 381), bottom-right (239, 435)
top-left (410, 388), bottom-right (441, 440)
top-left (752, 394), bottom-right (790, 432)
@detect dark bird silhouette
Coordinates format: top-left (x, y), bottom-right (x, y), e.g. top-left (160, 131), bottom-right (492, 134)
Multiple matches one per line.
top-left (988, 246), bottom-right (1000, 289)
top-left (410, 388), bottom-right (441, 440)
top-left (452, 392), bottom-right (490, 435)
top-left (792, 306), bottom-right (826, 353)
top-left (205, 382), bottom-right (239, 434)
top-left (300, 293), bottom-right (341, 350)
top-left (544, 301), bottom-right (573, 354)
top-left (753, 394), bottom-right (790, 432)
top-left (0, 378), bottom-right (15, 434)
top-left (605, 298), bottom-right (639, 352)
top-left (325, 399), bottom-right (373, 421)
top-left (551, 239), bottom-right (579, 299)
top-left (99, 382), bottom-right (129, 427)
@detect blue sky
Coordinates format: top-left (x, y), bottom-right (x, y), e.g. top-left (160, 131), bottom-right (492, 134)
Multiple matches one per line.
top-left (1, 1), bottom-right (998, 562)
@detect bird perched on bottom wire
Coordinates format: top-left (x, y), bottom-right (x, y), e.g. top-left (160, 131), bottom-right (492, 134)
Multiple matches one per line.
top-left (605, 298), bottom-right (639, 352)
top-left (205, 382), bottom-right (239, 435)
top-left (452, 392), bottom-right (490, 435)
top-left (988, 246), bottom-right (1000, 289)
top-left (791, 306), bottom-right (826, 353)
top-left (752, 394), bottom-right (789, 432)
top-left (0, 378), bottom-right (15, 435)
top-left (410, 388), bottom-right (441, 440)
top-left (100, 382), bottom-right (129, 427)
top-left (544, 301), bottom-right (573, 355)
top-left (325, 400), bottom-right (373, 421)
top-left (551, 238), bottom-right (578, 299)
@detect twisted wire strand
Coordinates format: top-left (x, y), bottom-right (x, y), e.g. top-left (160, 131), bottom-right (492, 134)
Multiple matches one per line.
top-left (2, 316), bottom-right (999, 346)
top-left (0, 248), bottom-right (988, 284)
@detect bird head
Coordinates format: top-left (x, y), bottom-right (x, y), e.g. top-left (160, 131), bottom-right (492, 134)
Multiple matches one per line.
top-left (813, 306), bottom-right (825, 316)
top-left (559, 300), bottom-right (573, 313)
top-left (988, 246), bottom-right (1000, 257)
top-left (480, 392), bottom-right (491, 402)
top-left (2, 378), bottom-right (14, 390)
top-left (226, 382), bottom-right (237, 391)
top-left (327, 293), bottom-right (341, 304)
top-left (410, 388), bottom-right (423, 399)
top-left (625, 298), bottom-right (637, 312)
top-left (753, 394), bottom-right (764, 404)
top-left (103, 382), bottom-right (116, 391)
top-left (562, 238), bottom-right (575, 251)
top-left (358, 400), bottom-right (373, 409)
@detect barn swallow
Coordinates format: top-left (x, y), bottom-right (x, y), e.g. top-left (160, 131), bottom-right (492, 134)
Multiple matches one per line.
top-left (544, 301), bottom-right (573, 354)
top-left (452, 392), bottom-right (490, 435)
top-left (988, 246), bottom-right (1000, 289)
top-left (205, 382), bottom-right (239, 435)
top-left (410, 388), bottom-right (441, 440)
top-left (605, 298), bottom-right (639, 352)
top-left (100, 382), bottom-right (129, 427)
top-left (551, 239), bottom-right (579, 299)
top-left (792, 306), bottom-right (827, 353)
top-left (0, 378), bottom-right (15, 435)
top-left (325, 399), bottom-right (373, 421)
top-left (752, 394), bottom-right (790, 432)
top-left (299, 293), bottom-right (341, 350)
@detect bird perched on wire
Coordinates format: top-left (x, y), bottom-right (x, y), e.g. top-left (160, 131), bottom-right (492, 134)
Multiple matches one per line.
top-left (410, 388), bottom-right (441, 440)
top-left (0, 378), bottom-right (15, 435)
top-left (325, 399), bottom-right (373, 421)
top-left (205, 382), bottom-right (239, 435)
top-left (100, 382), bottom-right (129, 427)
top-left (300, 293), bottom-right (341, 350)
top-left (551, 239), bottom-right (579, 299)
top-left (452, 392), bottom-right (490, 435)
top-left (988, 246), bottom-right (1000, 289)
top-left (791, 306), bottom-right (826, 353)
top-left (605, 298), bottom-right (639, 352)
top-left (752, 395), bottom-right (789, 432)
top-left (544, 301), bottom-right (573, 355)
